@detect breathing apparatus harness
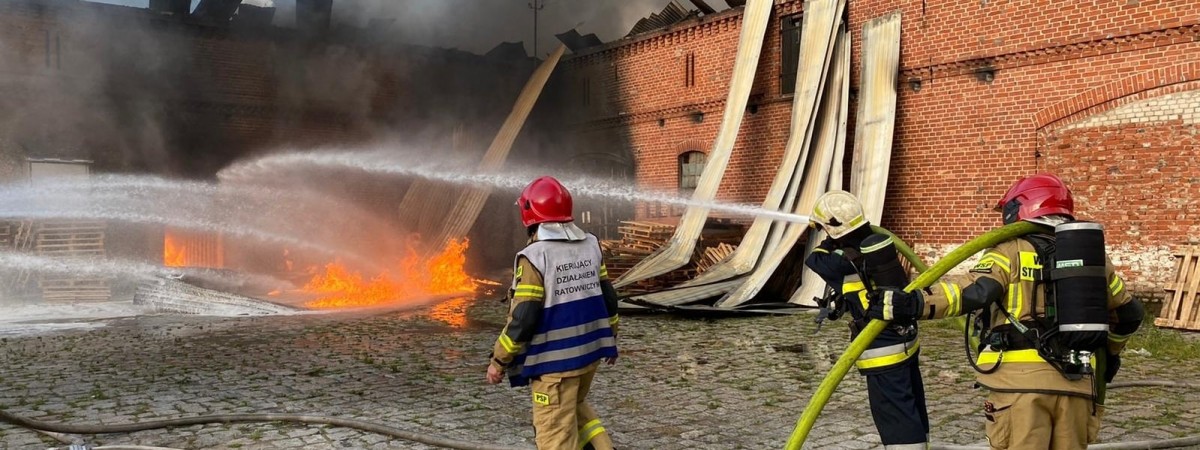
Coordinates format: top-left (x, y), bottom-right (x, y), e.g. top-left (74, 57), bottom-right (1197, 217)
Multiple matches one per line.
top-left (965, 221), bottom-right (1111, 383)
top-left (814, 232), bottom-right (917, 340)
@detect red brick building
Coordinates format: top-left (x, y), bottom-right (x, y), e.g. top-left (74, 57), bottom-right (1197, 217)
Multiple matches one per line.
top-left (560, 0), bottom-right (1200, 299)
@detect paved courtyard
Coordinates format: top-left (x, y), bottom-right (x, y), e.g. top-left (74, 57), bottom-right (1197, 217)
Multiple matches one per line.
top-left (1, 297), bottom-right (1199, 449)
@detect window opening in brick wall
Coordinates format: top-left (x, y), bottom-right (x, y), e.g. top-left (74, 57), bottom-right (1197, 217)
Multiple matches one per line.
top-left (678, 151), bottom-right (707, 191)
top-left (582, 77), bottom-right (592, 106)
top-left (685, 51), bottom-right (696, 88)
top-left (781, 15), bottom-right (802, 95)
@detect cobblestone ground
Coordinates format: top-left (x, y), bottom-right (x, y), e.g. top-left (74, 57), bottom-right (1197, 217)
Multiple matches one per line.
top-left (1, 297), bottom-right (1199, 449)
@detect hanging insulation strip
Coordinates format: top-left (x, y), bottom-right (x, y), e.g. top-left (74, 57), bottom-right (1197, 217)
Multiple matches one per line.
top-left (425, 45), bottom-right (567, 254)
top-left (848, 12), bottom-right (901, 225)
top-left (680, 0), bottom-right (847, 289)
top-left (612, 0), bottom-right (773, 288)
top-left (718, 23), bottom-right (849, 308)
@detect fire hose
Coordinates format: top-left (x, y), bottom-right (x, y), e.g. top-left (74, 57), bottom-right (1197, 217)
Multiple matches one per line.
top-left (785, 221), bottom-right (1200, 449)
top-left (7, 378), bottom-right (1200, 450)
top-left (4, 225), bottom-right (1200, 449)
top-left (785, 221), bottom-right (1020, 448)
top-left (0, 409), bottom-right (530, 450)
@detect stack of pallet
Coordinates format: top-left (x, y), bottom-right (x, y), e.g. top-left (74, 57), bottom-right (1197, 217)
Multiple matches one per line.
top-left (35, 221), bottom-right (111, 303)
top-left (1157, 245), bottom-right (1200, 331)
top-left (0, 222), bottom-right (10, 248)
top-left (601, 221), bottom-right (674, 283)
top-left (600, 220), bottom-right (744, 293)
top-left (695, 243), bottom-right (736, 274)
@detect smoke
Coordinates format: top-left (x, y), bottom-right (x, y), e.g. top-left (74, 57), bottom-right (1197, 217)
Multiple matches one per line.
top-left (0, 0), bottom-right (734, 298)
top-left (286, 0), bottom-right (725, 56)
top-left (0, 5), bottom-right (185, 177)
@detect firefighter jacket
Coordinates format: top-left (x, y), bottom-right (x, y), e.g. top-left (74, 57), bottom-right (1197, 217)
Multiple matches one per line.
top-left (806, 230), bottom-right (920, 373)
top-left (490, 222), bottom-right (620, 387)
top-left (923, 235), bottom-right (1136, 398)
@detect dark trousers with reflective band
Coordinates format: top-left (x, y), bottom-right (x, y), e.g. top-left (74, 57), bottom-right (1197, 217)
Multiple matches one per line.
top-left (529, 365), bottom-right (613, 450)
top-left (864, 352), bottom-right (929, 447)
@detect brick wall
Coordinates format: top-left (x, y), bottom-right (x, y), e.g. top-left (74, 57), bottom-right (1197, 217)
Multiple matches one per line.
top-left (1040, 81), bottom-right (1200, 298)
top-left (562, 3), bottom-right (806, 220)
top-left (564, 0), bottom-right (1200, 295)
top-left (851, 0), bottom-right (1200, 298)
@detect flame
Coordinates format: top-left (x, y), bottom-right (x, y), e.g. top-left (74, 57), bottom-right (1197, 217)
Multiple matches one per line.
top-left (302, 239), bottom-right (477, 309)
top-left (164, 233), bottom-right (187, 267)
top-left (163, 228), bottom-right (223, 268)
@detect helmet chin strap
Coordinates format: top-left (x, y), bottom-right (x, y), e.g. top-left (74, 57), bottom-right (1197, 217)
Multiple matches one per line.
top-left (1001, 199), bottom-right (1023, 224)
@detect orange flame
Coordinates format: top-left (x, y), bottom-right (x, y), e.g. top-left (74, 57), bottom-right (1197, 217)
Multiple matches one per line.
top-left (302, 239), bottom-right (477, 309)
top-left (164, 233), bottom-right (187, 267)
top-left (164, 229), bottom-right (223, 268)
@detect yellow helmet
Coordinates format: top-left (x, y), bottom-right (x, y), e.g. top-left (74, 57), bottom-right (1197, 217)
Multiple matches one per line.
top-left (811, 190), bottom-right (868, 239)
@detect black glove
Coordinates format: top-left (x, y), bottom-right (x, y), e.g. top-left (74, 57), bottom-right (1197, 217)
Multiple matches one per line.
top-left (866, 288), bottom-right (923, 322)
top-left (817, 237), bottom-right (839, 252)
top-left (1104, 352), bottom-right (1121, 383)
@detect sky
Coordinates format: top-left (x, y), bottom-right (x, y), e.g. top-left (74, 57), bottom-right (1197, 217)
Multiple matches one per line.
top-left (83, 0), bottom-right (731, 56)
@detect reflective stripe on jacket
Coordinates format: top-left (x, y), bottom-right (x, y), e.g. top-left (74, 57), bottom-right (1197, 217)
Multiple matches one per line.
top-left (508, 233), bottom-right (617, 386)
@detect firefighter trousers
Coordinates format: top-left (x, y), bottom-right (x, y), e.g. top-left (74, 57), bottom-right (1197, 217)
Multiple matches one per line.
top-left (984, 391), bottom-right (1100, 450)
top-left (529, 365), bottom-right (614, 450)
top-left (865, 353), bottom-right (930, 448)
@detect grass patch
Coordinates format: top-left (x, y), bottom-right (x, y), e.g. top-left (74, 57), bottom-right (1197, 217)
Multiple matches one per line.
top-left (1126, 317), bottom-right (1200, 362)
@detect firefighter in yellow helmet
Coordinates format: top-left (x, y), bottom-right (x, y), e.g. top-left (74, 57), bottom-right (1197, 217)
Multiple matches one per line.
top-left (805, 190), bottom-right (929, 449)
top-left (485, 176), bottom-right (619, 450)
top-left (871, 174), bottom-right (1145, 450)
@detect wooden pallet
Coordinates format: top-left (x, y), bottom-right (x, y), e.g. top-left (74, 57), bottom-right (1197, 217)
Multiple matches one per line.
top-left (695, 243), bottom-right (737, 274)
top-left (34, 221), bottom-right (112, 303)
top-left (0, 222), bottom-right (11, 247)
top-left (1156, 245), bottom-right (1200, 330)
top-left (39, 277), bottom-right (112, 302)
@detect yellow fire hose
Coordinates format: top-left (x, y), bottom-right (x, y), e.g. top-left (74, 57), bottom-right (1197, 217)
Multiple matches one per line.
top-left (785, 221), bottom-right (1042, 449)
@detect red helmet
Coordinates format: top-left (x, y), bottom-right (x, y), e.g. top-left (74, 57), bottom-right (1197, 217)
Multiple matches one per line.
top-left (517, 176), bottom-right (573, 227)
top-left (996, 173), bottom-right (1074, 224)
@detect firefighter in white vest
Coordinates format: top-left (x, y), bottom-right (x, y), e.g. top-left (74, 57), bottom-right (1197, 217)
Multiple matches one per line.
top-left (872, 174), bottom-right (1145, 450)
top-left (486, 176), bottom-right (620, 450)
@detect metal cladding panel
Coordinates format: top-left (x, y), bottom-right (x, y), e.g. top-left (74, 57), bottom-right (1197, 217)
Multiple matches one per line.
top-left (627, 279), bottom-right (744, 307)
top-left (788, 27), bottom-right (852, 307)
top-left (424, 46), bottom-right (566, 255)
top-left (680, 0), bottom-right (845, 290)
top-left (612, 0), bottom-right (773, 288)
top-left (720, 23), bottom-right (849, 308)
top-left (791, 11), bottom-right (900, 306)
top-left (849, 11), bottom-right (902, 225)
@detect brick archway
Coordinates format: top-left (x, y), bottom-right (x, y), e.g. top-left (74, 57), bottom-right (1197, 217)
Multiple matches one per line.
top-left (674, 139), bottom-right (709, 155)
top-left (1034, 61), bottom-right (1200, 131)
top-left (1035, 68), bottom-right (1200, 298)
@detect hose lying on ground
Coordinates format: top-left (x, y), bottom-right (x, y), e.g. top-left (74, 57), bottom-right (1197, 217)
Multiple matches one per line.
top-left (13, 378), bottom-right (1200, 450)
top-left (931, 434), bottom-right (1200, 450)
top-left (1108, 380), bottom-right (1200, 389)
top-left (0, 409), bottom-right (533, 450)
top-left (4, 378), bottom-right (1199, 449)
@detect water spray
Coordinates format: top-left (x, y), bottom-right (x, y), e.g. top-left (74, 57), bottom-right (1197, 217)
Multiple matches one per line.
top-left (221, 150), bottom-right (814, 225)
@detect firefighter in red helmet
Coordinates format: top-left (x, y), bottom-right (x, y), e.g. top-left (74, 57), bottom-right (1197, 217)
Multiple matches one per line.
top-left (486, 176), bottom-right (620, 450)
top-left (872, 173), bottom-right (1145, 449)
